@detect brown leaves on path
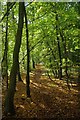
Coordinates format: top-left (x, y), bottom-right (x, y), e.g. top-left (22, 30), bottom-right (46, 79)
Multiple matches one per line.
top-left (2, 64), bottom-right (80, 119)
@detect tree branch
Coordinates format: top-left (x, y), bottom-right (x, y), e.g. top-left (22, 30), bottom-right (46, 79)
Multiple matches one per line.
top-left (0, 2), bottom-right (16, 22)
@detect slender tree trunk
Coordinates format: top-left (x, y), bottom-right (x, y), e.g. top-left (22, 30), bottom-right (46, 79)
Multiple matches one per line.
top-left (12, 8), bottom-right (17, 36)
top-left (32, 6), bottom-right (35, 69)
top-left (60, 30), bottom-right (68, 78)
top-left (1, 3), bottom-right (9, 89)
top-left (1, 24), bottom-right (4, 79)
top-left (46, 41), bottom-right (59, 78)
top-left (12, 9), bottom-right (22, 82)
top-left (24, 4), bottom-right (31, 97)
top-left (32, 59), bottom-right (35, 69)
top-left (17, 61), bottom-right (22, 82)
top-left (60, 30), bottom-right (71, 90)
top-left (5, 2), bottom-right (9, 89)
top-left (56, 13), bottom-right (62, 80)
top-left (4, 2), bottom-right (24, 115)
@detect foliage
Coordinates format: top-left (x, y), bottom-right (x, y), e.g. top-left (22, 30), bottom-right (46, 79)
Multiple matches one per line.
top-left (1, 2), bottom-right (79, 78)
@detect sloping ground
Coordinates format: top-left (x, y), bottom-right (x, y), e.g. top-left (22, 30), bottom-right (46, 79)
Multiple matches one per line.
top-left (2, 64), bottom-right (80, 119)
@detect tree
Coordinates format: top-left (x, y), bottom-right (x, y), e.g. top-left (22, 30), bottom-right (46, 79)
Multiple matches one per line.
top-left (4, 2), bottom-right (24, 115)
top-left (1, 3), bottom-right (9, 89)
top-left (60, 30), bottom-right (68, 78)
top-left (24, 4), bottom-right (31, 97)
top-left (55, 12), bottom-right (62, 80)
top-left (17, 60), bottom-right (22, 82)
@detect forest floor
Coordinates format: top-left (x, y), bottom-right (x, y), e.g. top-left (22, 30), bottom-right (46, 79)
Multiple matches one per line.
top-left (2, 64), bottom-right (80, 120)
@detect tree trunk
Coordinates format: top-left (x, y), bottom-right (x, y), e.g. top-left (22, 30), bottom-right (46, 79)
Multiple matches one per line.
top-left (1, 3), bottom-right (9, 89)
top-left (60, 30), bottom-right (68, 78)
top-left (17, 61), bottom-right (22, 82)
top-left (1, 24), bottom-right (5, 79)
top-left (56, 13), bottom-right (62, 80)
top-left (5, 2), bottom-right (9, 89)
top-left (32, 6), bottom-right (35, 69)
top-left (46, 41), bottom-right (59, 78)
top-left (24, 4), bottom-right (31, 97)
top-left (32, 59), bottom-right (35, 69)
top-left (4, 2), bottom-right (24, 115)
top-left (60, 30), bottom-right (71, 90)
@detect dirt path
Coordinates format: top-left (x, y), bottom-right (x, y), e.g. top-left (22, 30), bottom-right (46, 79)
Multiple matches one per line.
top-left (2, 64), bottom-right (80, 119)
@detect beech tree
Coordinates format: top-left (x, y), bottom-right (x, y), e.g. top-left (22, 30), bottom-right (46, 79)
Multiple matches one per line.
top-left (24, 3), bottom-right (31, 97)
top-left (1, 3), bottom-right (9, 89)
top-left (4, 2), bottom-right (24, 115)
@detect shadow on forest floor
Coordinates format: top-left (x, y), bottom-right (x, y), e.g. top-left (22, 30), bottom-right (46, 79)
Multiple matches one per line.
top-left (2, 64), bottom-right (80, 119)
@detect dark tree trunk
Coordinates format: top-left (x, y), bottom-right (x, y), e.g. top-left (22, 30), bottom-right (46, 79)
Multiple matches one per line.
top-left (56, 13), bottom-right (62, 80)
top-left (32, 6), bottom-right (35, 69)
top-left (24, 4), bottom-right (31, 97)
top-left (1, 24), bottom-right (5, 79)
top-left (22, 52), bottom-right (25, 68)
top-left (4, 2), bottom-right (24, 115)
top-left (1, 3), bottom-right (9, 89)
top-left (32, 59), bottom-right (35, 69)
top-left (17, 61), bottom-right (22, 82)
top-left (11, 5), bottom-right (22, 82)
top-left (5, 2), bottom-right (9, 89)
top-left (60, 30), bottom-right (71, 90)
top-left (60, 30), bottom-right (68, 78)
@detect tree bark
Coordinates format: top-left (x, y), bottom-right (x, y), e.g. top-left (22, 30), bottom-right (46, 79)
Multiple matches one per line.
top-left (56, 13), bottom-right (62, 80)
top-left (5, 2), bottom-right (9, 89)
top-left (1, 3), bottom-right (9, 89)
top-left (24, 4), bottom-right (31, 97)
top-left (32, 59), bottom-right (35, 69)
top-left (60, 30), bottom-right (68, 78)
top-left (4, 2), bottom-right (24, 115)
top-left (17, 61), bottom-right (22, 82)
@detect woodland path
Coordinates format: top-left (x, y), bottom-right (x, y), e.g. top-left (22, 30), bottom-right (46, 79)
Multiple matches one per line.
top-left (2, 64), bottom-right (80, 119)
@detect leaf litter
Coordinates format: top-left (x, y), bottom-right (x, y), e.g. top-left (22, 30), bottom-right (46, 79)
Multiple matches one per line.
top-left (2, 64), bottom-right (80, 119)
